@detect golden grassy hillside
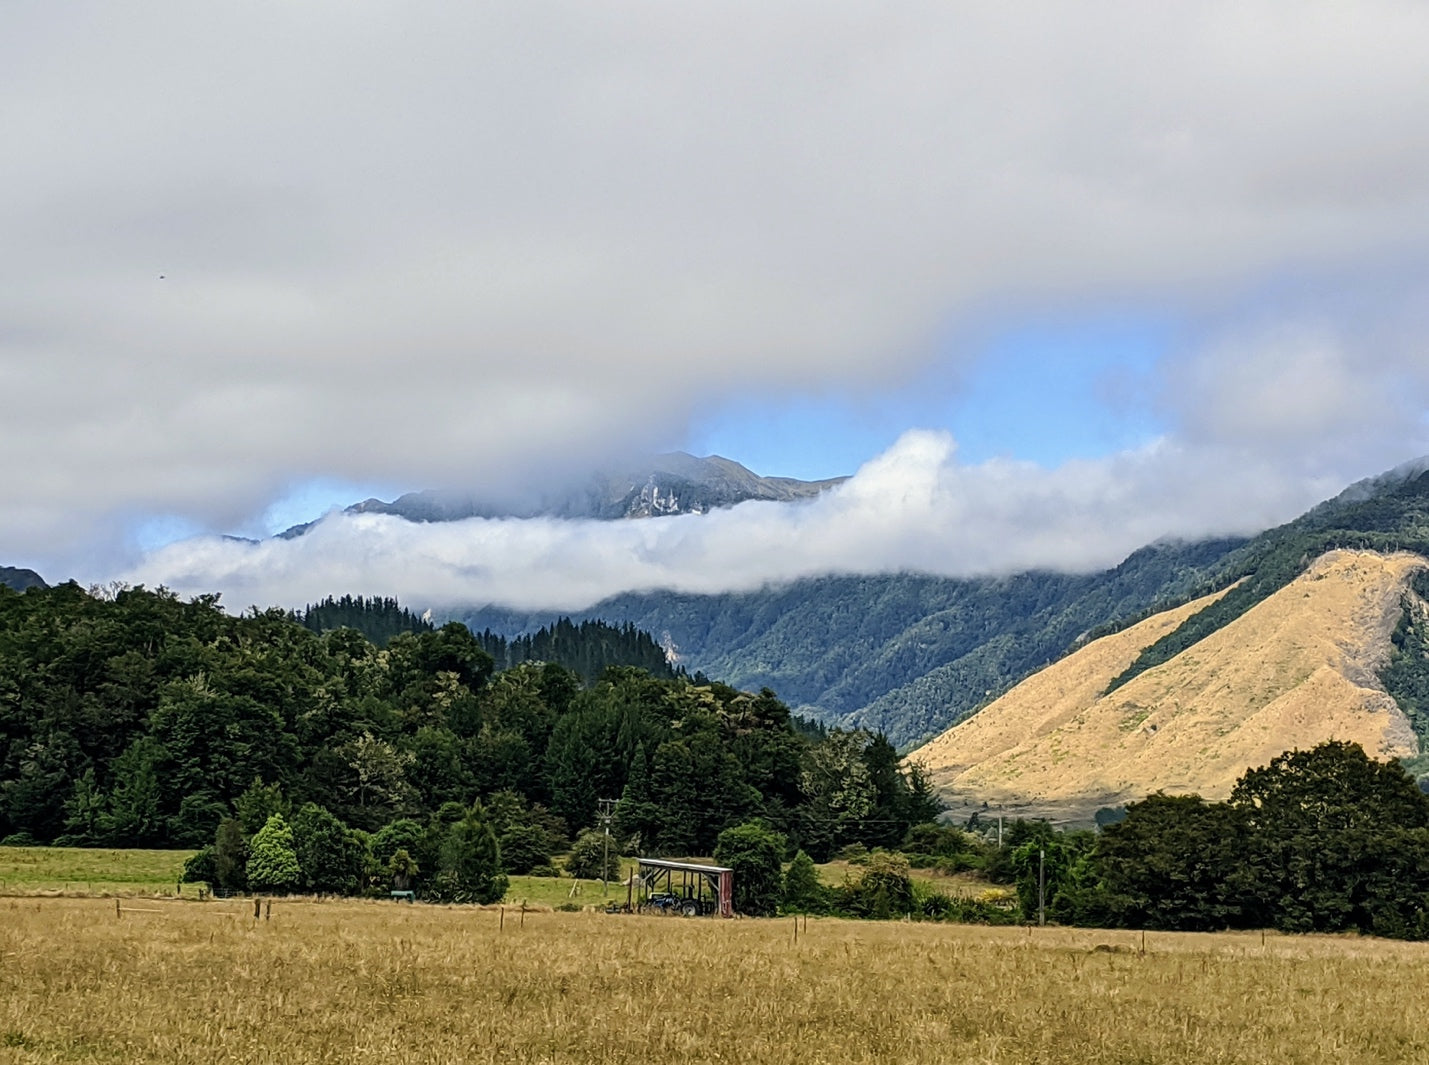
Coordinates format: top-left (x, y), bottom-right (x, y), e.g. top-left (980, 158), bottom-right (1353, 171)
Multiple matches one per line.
top-left (919, 550), bottom-right (1425, 813)
top-left (2, 897), bottom-right (1427, 1064)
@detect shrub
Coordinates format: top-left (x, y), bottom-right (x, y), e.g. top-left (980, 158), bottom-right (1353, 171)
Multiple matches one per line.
top-left (566, 829), bottom-right (620, 882)
top-left (498, 823), bottom-right (553, 875)
top-left (182, 846), bottom-right (216, 885)
top-left (848, 852), bottom-right (915, 919)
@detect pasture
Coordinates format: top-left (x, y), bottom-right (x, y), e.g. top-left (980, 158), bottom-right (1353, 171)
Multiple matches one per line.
top-left (2, 897), bottom-right (1426, 1064)
top-left (0, 846), bottom-right (192, 896)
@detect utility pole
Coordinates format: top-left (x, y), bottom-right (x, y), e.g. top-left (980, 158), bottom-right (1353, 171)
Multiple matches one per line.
top-left (1038, 847), bottom-right (1046, 927)
top-left (597, 798), bottom-right (617, 890)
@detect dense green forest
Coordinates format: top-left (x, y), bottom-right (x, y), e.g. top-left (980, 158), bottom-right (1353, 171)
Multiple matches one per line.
top-left (474, 617), bottom-right (679, 682)
top-left (298, 595), bottom-right (433, 645)
top-left (300, 597), bottom-right (675, 682)
top-left (0, 582), bottom-right (937, 869)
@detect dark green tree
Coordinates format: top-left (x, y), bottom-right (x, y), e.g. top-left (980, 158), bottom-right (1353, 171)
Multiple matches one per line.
top-left (291, 802), bottom-right (366, 895)
top-left (496, 822), bottom-right (551, 875)
top-left (369, 818), bottom-right (430, 884)
top-left (714, 821), bottom-right (786, 917)
top-left (1230, 741), bottom-right (1429, 933)
top-left (1095, 793), bottom-right (1250, 930)
top-left (431, 805), bottom-right (507, 904)
top-left (212, 817), bottom-right (249, 893)
top-left (781, 849), bottom-right (827, 914)
top-left (234, 777), bottom-right (290, 839)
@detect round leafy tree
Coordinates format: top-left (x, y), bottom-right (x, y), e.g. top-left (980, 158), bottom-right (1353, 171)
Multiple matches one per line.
top-left (714, 821), bottom-right (786, 917)
top-left (566, 828), bottom-right (620, 882)
top-left (291, 802), bottom-right (366, 895)
top-left (498, 822), bottom-right (553, 875)
top-left (246, 813), bottom-right (301, 893)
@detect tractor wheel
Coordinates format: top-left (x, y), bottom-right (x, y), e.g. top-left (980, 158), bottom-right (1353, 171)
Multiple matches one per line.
top-left (681, 900), bottom-right (700, 917)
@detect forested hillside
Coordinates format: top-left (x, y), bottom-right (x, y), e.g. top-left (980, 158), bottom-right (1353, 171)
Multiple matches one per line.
top-left (299, 595), bottom-right (433, 644)
top-left (462, 537), bottom-right (1244, 747)
top-left (456, 463), bottom-right (1429, 750)
top-left (300, 598), bottom-right (678, 681)
top-left (474, 617), bottom-right (679, 682)
top-left (0, 582), bottom-right (935, 863)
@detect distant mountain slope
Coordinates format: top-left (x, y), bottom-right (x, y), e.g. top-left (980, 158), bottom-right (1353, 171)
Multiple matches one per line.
top-left (372, 456), bottom-right (1429, 752)
top-left (283, 452), bottom-right (844, 535)
top-left (0, 567), bottom-right (47, 592)
top-left (919, 550), bottom-right (1424, 815)
top-left (461, 536), bottom-right (1245, 748)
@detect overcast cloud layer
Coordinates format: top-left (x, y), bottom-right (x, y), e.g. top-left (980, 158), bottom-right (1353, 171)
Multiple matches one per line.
top-left (6, 3), bottom-right (1429, 598)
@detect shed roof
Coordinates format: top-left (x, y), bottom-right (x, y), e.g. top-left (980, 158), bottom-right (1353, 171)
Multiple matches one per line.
top-left (636, 858), bottom-right (733, 875)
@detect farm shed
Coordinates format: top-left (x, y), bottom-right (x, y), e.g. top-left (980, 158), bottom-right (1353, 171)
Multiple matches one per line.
top-left (634, 858), bottom-right (733, 917)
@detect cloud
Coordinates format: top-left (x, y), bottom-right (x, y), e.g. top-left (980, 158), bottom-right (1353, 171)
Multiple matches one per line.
top-left (1160, 273), bottom-right (1429, 477)
top-left (118, 427), bottom-right (1362, 613)
top-left (6, 2), bottom-right (1429, 574)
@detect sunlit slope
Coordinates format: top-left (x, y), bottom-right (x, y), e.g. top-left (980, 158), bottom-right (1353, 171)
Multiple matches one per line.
top-left (919, 550), bottom-right (1424, 808)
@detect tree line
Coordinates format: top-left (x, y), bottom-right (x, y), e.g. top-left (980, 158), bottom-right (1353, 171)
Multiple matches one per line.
top-left (0, 582), bottom-right (939, 876)
top-left (936, 742), bottom-right (1429, 940)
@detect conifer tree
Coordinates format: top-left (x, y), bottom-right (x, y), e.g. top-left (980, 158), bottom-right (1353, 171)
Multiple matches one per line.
top-left (432, 805), bottom-right (507, 904)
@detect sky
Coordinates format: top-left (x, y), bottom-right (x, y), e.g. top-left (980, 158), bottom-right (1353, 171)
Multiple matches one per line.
top-left (5, 3), bottom-right (1429, 611)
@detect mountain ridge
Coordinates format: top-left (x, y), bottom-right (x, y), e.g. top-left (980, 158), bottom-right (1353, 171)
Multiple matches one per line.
top-left (0, 567), bottom-right (47, 593)
top-left (281, 452), bottom-right (845, 536)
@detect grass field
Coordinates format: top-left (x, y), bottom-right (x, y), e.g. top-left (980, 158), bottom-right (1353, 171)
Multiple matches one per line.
top-left (0, 848), bottom-right (983, 911)
top-left (1, 897), bottom-right (1426, 1064)
top-left (0, 846), bottom-right (194, 896)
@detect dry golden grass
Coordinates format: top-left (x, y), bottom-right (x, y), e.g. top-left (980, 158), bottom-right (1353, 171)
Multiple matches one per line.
top-left (922, 551), bottom-right (1425, 813)
top-left (2, 898), bottom-right (1427, 1064)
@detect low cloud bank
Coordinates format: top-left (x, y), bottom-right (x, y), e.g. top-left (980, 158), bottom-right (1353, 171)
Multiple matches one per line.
top-left (118, 429), bottom-right (1352, 613)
